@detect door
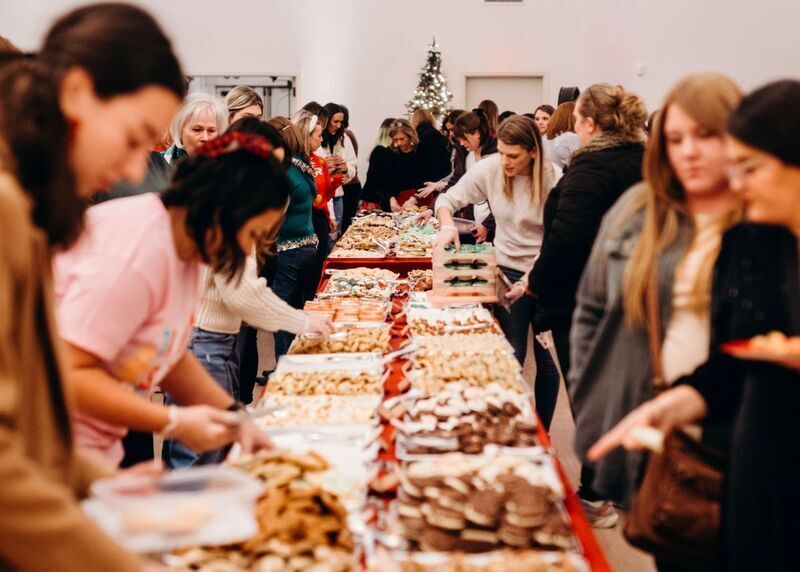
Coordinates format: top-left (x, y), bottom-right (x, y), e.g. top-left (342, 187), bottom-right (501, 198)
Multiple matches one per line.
top-left (465, 75), bottom-right (545, 115)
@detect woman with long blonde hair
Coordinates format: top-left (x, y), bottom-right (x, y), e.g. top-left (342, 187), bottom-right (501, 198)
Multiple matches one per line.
top-left (569, 73), bottom-right (742, 539)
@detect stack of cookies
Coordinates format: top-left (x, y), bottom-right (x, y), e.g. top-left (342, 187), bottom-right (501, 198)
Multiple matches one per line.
top-left (397, 383), bottom-right (539, 455)
top-left (395, 454), bottom-right (573, 553)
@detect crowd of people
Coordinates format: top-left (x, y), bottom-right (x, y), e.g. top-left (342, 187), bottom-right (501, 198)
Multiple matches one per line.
top-left (0, 2), bottom-right (799, 571)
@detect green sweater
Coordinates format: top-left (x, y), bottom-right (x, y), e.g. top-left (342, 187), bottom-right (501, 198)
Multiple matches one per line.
top-left (278, 161), bottom-right (315, 244)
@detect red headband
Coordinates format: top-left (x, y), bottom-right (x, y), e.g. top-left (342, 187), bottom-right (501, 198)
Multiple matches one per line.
top-left (195, 131), bottom-right (274, 159)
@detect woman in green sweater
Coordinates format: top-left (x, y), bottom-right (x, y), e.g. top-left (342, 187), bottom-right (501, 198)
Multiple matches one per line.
top-left (265, 117), bottom-right (318, 358)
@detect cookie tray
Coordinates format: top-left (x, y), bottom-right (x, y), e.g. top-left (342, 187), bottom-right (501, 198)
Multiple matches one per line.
top-left (395, 438), bottom-right (546, 463)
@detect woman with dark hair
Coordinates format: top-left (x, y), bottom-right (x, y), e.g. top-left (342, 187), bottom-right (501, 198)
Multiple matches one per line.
top-left (317, 102), bottom-right (357, 231)
top-left (55, 133), bottom-right (281, 468)
top-left (590, 80), bottom-right (800, 571)
top-left (163, 118), bottom-right (331, 469)
top-left (417, 108), bottom-right (468, 199)
top-left (478, 98), bottom-right (500, 134)
top-left (453, 109), bottom-right (498, 240)
top-left (0, 3), bottom-right (185, 568)
top-left (264, 117), bottom-right (318, 359)
top-left (361, 117), bottom-right (395, 207)
top-left (339, 104), bottom-right (362, 233)
top-left (411, 108), bottom-right (452, 183)
top-left (534, 104), bottom-right (556, 135)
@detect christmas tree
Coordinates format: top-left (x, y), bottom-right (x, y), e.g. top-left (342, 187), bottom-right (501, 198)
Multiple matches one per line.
top-left (406, 38), bottom-right (453, 119)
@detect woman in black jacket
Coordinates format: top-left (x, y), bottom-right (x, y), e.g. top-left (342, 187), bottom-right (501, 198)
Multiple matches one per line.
top-left (527, 83), bottom-right (647, 521)
top-left (361, 117), bottom-right (394, 206)
top-left (589, 80), bottom-right (800, 572)
top-left (411, 108), bottom-right (452, 183)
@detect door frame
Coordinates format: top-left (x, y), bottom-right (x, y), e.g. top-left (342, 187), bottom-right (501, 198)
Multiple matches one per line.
top-left (460, 72), bottom-right (550, 111)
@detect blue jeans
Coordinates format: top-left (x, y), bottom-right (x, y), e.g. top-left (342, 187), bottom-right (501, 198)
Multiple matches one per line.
top-left (162, 328), bottom-right (239, 469)
top-left (271, 244), bottom-right (316, 358)
top-left (494, 266), bottom-right (561, 431)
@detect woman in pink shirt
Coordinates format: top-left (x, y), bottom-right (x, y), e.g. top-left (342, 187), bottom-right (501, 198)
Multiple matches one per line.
top-left (55, 132), bottom-right (283, 466)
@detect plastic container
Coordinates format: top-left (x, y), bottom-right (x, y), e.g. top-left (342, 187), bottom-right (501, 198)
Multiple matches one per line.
top-left (84, 466), bottom-right (262, 553)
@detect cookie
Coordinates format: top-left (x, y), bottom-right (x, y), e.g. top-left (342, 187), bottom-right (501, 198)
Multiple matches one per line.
top-left (419, 526), bottom-right (459, 552)
top-left (422, 502), bottom-right (467, 530)
top-left (463, 487), bottom-right (505, 527)
top-left (498, 519), bottom-right (532, 547)
top-left (455, 528), bottom-right (500, 553)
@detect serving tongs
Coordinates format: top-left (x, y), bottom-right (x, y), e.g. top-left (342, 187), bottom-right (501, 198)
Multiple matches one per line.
top-left (443, 322), bottom-right (494, 333)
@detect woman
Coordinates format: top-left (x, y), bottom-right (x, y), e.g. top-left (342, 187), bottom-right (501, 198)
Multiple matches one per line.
top-left (382, 118), bottom-right (428, 212)
top-left (570, 74), bottom-right (742, 534)
top-left (526, 84), bottom-right (647, 444)
top-left (361, 117), bottom-right (395, 208)
top-left (264, 117), bottom-right (318, 358)
top-left (0, 4), bottom-right (184, 569)
top-left (317, 102), bottom-right (357, 231)
top-left (416, 108), bottom-right (467, 199)
top-left (165, 118), bottom-right (332, 469)
top-left (541, 102), bottom-right (580, 169)
top-left (339, 104), bottom-right (362, 233)
top-left (411, 108), bottom-right (452, 184)
top-left (478, 98), bottom-right (500, 135)
top-left (162, 92), bottom-right (228, 165)
top-left (589, 80), bottom-right (800, 572)
top-left (225, 85), bottom-right (264, 123)
top-left (293, 109), bottom-right (342, 292)
top-left (55, 133), bottom-right (279, 468)
top-left (534, 104), bottom-right (556, 135)
top-left (435, 115), bottom-right (561, 428)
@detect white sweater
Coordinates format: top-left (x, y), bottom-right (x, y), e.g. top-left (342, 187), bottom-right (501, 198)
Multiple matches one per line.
top-left (315, 135), bottom-right (357, 197)
top-left (195, 255), bottom-right (308, 335)
top-left (435, 153), bottom-right (561, 273)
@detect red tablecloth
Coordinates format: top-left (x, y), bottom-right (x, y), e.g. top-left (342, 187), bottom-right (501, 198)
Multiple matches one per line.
top-left (322, 256), bottom-right (431, 275)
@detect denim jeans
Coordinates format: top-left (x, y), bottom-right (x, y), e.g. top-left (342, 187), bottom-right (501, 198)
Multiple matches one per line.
top-left (162, 328), bottom-right (238, 469)
top-left (494, 266), bottom-right (561, 431)
top-left (271, 244), bottom-right (316, 359)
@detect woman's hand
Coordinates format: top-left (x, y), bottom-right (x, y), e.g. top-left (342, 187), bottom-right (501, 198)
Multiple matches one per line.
top-left (166, 405), bottom-right (240, 452)
top-left (235, 419), bottom-right (273, 455)
top-left (417, 181), bottom-right (446, 199)
top-left (304, 313), bottom-right (333, 337)
top-left (389, 197), bottom-right (401, 213)
top-left (328, 217), bottom-right (338, 233)
top-left (587, 386), bottom-right (709, 461)
top-left (505, 282), bottom-right (526, 304)
top-left (119, 458), bottom-right (164, 478)
top-left (415, 209), bottom-right (434, 224)
top-left (472, 223), bottom-right (488, 243)
top-left (434, 224), bottom-right (460, 250)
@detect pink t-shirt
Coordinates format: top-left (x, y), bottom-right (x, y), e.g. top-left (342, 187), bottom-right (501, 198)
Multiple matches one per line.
top-left (54, 193), bottom-right (202, 466)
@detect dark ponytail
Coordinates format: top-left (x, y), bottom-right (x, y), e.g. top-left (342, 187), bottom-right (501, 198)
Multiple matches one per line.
top-left (40, 3), bottom-right (185, 100)
top-left (0, 58), bottom-right (81, 247)
top-left (453, 109), bottom-right (491, 147)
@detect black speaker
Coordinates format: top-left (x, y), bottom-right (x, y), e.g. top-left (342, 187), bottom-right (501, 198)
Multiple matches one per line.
top-left (558, 86), bottom-right (580, 105)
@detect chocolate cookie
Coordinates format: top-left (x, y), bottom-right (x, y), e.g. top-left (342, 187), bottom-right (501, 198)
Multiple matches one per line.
top-left (498, 518), bottom-right (533, 547)
top-left (463, 487), bottom-right (505, 527)
top-left (421, 502), bottom-right (467, 530)
top-left (455, 528), bottom-right (500, 553)
top-left (419, 526), bottom-right (460, 552)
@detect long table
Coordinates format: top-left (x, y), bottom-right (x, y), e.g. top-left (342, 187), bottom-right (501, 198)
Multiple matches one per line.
top-left (312, 261), bottom-right (611, 571)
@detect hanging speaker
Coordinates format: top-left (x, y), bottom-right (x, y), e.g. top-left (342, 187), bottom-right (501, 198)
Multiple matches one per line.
top-left (558, 87), bottom-right (580, 105)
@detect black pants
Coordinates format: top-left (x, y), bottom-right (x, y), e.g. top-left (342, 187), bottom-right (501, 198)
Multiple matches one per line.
top-left (341, 182), bottom-right (361, 235)
top-left (308, 209), bottom-right (331, 301)
top-left (120, 429), bottom-right (154, 467)
top-left (237, 325), bottom-right (260, 404)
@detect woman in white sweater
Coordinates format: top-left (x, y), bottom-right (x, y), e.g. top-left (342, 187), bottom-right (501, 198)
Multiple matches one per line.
top-left (163, 120), bottom-right (331, 469)
top-left (435, 115), bottom-right (561, 425)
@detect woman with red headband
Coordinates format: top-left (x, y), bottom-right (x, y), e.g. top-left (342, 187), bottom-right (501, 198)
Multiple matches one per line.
top-left (54, 131), bottom-right (284, 467)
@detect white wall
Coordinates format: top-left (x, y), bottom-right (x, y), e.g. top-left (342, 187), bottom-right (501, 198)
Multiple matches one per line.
top-left (4, 0), bottom-right (800, 176)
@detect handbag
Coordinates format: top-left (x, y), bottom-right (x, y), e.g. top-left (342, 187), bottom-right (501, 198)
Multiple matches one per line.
top-left (622, 270), bottom-right (723, 569)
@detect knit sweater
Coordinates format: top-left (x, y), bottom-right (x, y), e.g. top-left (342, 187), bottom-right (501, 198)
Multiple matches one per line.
top-left (278, 160), bottom-right (316, 245)
top-left (435, 153), bottom-right (560, 272)
top-left (195, 255), bottom-right (308, 335)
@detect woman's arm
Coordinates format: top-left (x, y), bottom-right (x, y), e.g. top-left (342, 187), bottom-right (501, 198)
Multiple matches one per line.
top-left (215, 256), bottom-right (309, 335)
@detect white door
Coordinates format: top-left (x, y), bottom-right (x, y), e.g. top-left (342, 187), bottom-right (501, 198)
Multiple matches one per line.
top-left (465, 75), bottom-right (545, 115)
